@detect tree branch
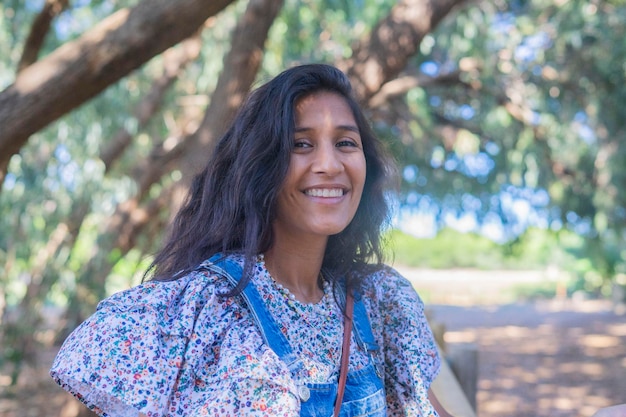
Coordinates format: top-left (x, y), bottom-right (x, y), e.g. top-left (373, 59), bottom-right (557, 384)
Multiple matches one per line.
top-left (0, 0), bottom-right (235, 191)
top-left (17, 0), bottom-right (70, 73)
top-left (183, 0), bottom-right (286, 176)
top-left (368, 66), bottom-right (478, 108)
top-left (60, 0), bottom-right (285, 320)
top-left (341, 0), bottom-right (469, 103)
top-left (101, 34), bottom-right (203, 172)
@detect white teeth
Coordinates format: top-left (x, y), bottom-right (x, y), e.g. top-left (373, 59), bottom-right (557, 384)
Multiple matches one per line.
top-left (305, 188), bottom-right (344, 197)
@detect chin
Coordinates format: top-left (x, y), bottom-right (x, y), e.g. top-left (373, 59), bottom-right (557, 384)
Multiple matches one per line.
top-left (315, 223), bottom-right (351, 236)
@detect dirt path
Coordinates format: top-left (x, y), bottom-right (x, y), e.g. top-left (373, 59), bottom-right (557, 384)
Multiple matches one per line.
top-left (397, 267), bottom-right (626, 417)
top-left (429, 300), bottom-right (626, 417)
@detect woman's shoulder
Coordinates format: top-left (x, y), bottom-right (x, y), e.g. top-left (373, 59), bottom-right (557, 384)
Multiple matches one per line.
top-left (358, 263), bottom-right (418, 299)
top-left (357, 263), bottom-right (408, 281)
top-left (105, 261), bottom-right (232, 302)
top-left (96, 254), bottom-right (245, 337)
top-left (51, 254), bottom-right (298, 416)
top-left (356, 263), bottom-right (441, 390)
top-left (356, 263), bottom-right (428, 323)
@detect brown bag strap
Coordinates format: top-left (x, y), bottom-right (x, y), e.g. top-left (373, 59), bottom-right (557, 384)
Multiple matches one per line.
top-left (334, 290), bottom-right (354, 417)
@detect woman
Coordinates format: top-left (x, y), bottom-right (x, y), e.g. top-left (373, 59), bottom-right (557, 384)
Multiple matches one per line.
top-left (51, 63), bottom-right (447, 416)
top-left (50, 64), bottom-right (624, 417)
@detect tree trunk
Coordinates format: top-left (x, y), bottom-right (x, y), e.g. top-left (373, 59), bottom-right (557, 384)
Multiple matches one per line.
top-left (101, 34), bottom-right (203, 172)
top-left (59, 188), bottom-right (174, 336)
top-left (341, 0), bottom-right (468, 104)
top-left (58, 0), bottom-right (285, 332)
top-left (183, 0), bottom-right (286, 177)
top-left (0, 0), bottom-right (234, 190)
top-left (10, 38), bottom-right (199, 353)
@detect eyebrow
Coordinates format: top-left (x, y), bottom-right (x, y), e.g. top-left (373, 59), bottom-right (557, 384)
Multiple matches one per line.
top-left (294, 125), bottom-right (360, 133)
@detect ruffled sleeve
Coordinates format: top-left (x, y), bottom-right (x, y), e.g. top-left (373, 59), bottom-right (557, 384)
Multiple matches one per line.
top-left (50, 265), bottom-right (299, 416)
top-left (360, 265), bottom-right (441, 416)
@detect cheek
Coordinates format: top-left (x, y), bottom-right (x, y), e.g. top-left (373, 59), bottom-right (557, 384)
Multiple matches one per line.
top-left (355, 160), bottom-right (367, 191)
top-left (280, 162), bottom-right (303, 191)
top-left (351, 162), bottom-right (367, 206)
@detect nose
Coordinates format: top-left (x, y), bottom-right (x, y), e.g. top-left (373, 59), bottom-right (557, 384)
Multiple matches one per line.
top-left (312, 142), bottom-right (343, 175)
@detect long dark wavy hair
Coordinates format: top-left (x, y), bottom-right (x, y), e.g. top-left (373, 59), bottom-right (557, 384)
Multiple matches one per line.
top-left (147, 64), bottom-right (395, 292)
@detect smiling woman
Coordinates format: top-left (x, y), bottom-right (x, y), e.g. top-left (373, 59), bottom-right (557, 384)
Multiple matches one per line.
top-left (47, 63), bottom-right (626, 417)
top-left (46, 63), bottom-right (626, 417)
top-left (268, 91), bottom-right (368, 298)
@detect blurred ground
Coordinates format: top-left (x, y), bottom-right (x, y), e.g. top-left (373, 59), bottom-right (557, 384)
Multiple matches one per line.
top-left (1, 268), bottom-right (625, 417)
top-left (400, 267), bottom-right (626, 417)
top-left (429, 301), bottom-right (626, 417)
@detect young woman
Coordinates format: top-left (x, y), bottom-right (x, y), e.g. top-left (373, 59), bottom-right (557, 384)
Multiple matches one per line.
top-left (51, 63), bottom-right (446, 416)
top-left (50, 64), bottom-right (624, 417)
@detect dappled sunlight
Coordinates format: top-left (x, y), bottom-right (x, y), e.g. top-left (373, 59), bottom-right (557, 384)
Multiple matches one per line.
top-left (430, 301), bottom-right (626, 417)
top-left (607, 323), bottom-right (626, 336)
top-left (444, 330), bottom-right (476, 343)
top-left (580, 334), bottom-right (621, 348)
top-left (477, 393), bottom-right (528, 415)
top-left (502, 325), bottom-right (529, 338)
top-left (558, 362), bottom-right (606, 378)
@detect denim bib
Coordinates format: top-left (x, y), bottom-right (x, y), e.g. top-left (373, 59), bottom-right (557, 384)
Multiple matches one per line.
top-left (207, 255), bottom-right (387, 417)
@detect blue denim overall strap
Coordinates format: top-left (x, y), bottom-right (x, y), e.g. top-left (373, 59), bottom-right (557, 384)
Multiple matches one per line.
top-left (351, 290), bottom-right (385, 379)
top-left (205, 255), bottom-right (386, 416)
top-left (204, 254), bottom-right (309, 398)
top-left (333, 286), bottom-right (386, 417)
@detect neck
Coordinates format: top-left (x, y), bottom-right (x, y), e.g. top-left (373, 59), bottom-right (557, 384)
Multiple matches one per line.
top-left (263, 235), bottom-right (327, 303)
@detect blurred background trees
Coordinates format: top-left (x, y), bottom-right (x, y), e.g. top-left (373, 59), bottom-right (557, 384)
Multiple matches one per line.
top-left (0, 0), bottom-right (624, 382)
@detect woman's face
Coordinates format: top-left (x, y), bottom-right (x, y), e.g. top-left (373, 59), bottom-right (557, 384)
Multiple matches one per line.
top-left (273, 91), bottom-right (367, 241)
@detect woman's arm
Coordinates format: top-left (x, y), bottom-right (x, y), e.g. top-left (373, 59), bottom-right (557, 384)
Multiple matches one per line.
top-left (428, 389), bottom-right (455, 417)
top-left (591, 404), bottom-right (626, 417)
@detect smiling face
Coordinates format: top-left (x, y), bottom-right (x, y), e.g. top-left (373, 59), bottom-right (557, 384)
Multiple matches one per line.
top-left (273, 91), bottom-right (367, 243)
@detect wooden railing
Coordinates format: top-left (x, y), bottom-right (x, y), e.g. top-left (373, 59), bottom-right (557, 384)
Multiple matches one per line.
top-left (430, 319), bottom-right (479, 417)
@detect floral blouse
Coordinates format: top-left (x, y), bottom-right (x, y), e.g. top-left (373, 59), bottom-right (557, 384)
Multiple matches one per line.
top-left (50, 254), bottom-right (440, 416)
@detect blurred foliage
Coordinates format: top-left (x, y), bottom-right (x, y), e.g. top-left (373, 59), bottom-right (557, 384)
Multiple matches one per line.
top-left (388, 226), bottom-right (580, 271)
top-left (389, 226), bottom-right (623, 300)
top-left (384, 0), bottom-right (626, 290)
top-left (389, 228), bottom-right (508, 269)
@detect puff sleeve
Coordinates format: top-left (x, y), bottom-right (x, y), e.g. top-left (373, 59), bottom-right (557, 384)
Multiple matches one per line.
top-left (361, 266), bottom-right (441, 416)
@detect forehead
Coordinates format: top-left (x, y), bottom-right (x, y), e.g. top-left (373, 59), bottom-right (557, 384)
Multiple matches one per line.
top-left (294, 91), bottom-right (356, 125)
